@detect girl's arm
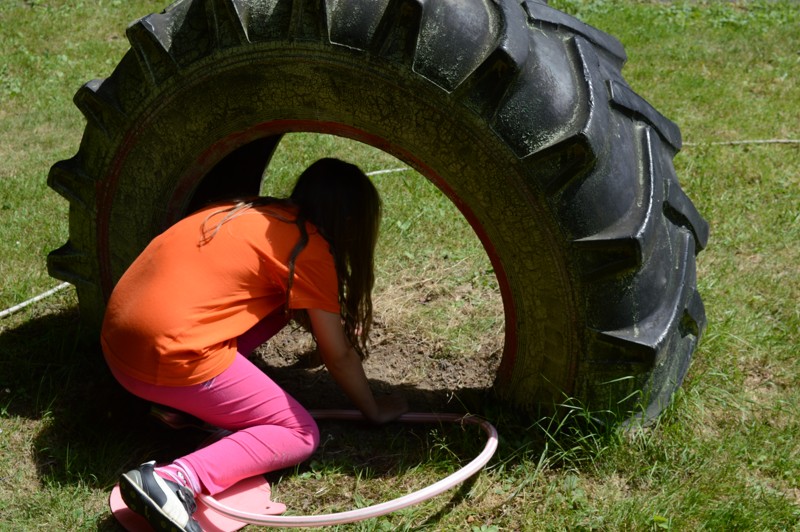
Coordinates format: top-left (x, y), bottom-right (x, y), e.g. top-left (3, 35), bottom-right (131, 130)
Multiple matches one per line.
top-left (307, 308), bottom-right (407, 423)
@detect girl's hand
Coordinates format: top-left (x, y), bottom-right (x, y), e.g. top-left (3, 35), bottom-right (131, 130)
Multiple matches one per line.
top-left (372, 392), bottom-right (409, 424)
top-left (308, 308), bottom-right (404, 423)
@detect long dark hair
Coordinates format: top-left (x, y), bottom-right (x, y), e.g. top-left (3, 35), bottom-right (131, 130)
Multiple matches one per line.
top-left (201, 158), bottom-right (381, 358)
top-left (290, 158), bottom-right (381, 358)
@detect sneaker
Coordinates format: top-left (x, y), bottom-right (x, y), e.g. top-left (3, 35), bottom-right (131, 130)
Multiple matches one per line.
top-left (119, 461), bottom-right (202, 532)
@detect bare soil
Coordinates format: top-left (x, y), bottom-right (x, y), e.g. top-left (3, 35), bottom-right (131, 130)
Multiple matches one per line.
top-left (253, 317), bottom-right (503, 415)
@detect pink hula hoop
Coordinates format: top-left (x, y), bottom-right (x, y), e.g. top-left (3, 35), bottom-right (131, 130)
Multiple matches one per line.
top-left (198, 411), bottom-right (498, 527)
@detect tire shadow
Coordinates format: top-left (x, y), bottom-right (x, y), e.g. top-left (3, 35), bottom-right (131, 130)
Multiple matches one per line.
top-left (1, 309), bottom-right (502, 488)
top-left (0, 309), bottom-right (204, 489)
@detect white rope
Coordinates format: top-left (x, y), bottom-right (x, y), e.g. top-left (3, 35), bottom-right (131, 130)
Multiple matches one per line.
top-left (366, 167), bottom-right (408, 176)
top-left (684, 139), bottom-right (800, 147)
top-left (0, 282), bottom-right (71, 319)
top-left (0, 143), bottom-right (788, 320)
top-left (0, 169), bottom-right (409, 320)
top-left (0, 169), bottom-right (409, 321)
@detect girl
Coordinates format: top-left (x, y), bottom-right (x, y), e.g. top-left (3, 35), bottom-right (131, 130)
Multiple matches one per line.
top-left (101, 158), bottom-right (408, 531)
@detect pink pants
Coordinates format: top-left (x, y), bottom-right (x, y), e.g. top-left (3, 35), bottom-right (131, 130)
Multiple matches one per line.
top-left (110, 314), bottom-right (320, 495)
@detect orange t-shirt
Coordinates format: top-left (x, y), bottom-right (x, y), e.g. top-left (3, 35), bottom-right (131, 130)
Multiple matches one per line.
top-left (100, 202), bottom-right (340, 386)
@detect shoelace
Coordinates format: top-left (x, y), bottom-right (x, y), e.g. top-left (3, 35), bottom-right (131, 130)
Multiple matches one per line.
top-left (175, 485), bottom-right (198, 515)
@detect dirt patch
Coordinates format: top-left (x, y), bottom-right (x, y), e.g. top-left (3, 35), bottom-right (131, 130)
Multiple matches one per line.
top-left (253, 316), bottom-right (503, 415)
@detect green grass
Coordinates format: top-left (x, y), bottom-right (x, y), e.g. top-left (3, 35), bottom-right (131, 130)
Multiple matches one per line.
top-left (265, 133), bottom-right (503, 359)
top-left (2, 0), bottom-right (799, 530)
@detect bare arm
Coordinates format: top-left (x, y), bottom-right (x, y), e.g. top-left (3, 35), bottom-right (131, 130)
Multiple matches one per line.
top-left (307, 308), bottom-right (407, 423)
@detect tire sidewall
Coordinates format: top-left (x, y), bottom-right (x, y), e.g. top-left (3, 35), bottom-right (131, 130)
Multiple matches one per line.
top-left (96, 44), bottom-right (581, 404)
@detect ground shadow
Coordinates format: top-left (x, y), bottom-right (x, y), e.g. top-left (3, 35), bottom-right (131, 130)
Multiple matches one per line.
top-left (2, 308), bottom-right (568, 529)
top-left (1, 308), bottom-right (510, 479)
top-left (0, 308), bottom-right (206, 488)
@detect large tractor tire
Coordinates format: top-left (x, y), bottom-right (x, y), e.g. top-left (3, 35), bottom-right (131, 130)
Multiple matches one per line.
top-left (48, 0), bottom-right (708, 423)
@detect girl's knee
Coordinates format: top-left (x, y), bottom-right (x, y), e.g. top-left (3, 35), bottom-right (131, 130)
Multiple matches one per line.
top-left (299, 419), bottom-right (321, 458)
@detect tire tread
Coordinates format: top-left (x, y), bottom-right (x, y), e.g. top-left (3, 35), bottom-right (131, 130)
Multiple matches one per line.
top-left (47, 0), bottom-right (708, 423)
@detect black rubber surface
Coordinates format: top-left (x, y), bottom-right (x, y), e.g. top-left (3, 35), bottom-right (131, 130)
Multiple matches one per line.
top-left (48, 0), bottom-right (708, 423)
